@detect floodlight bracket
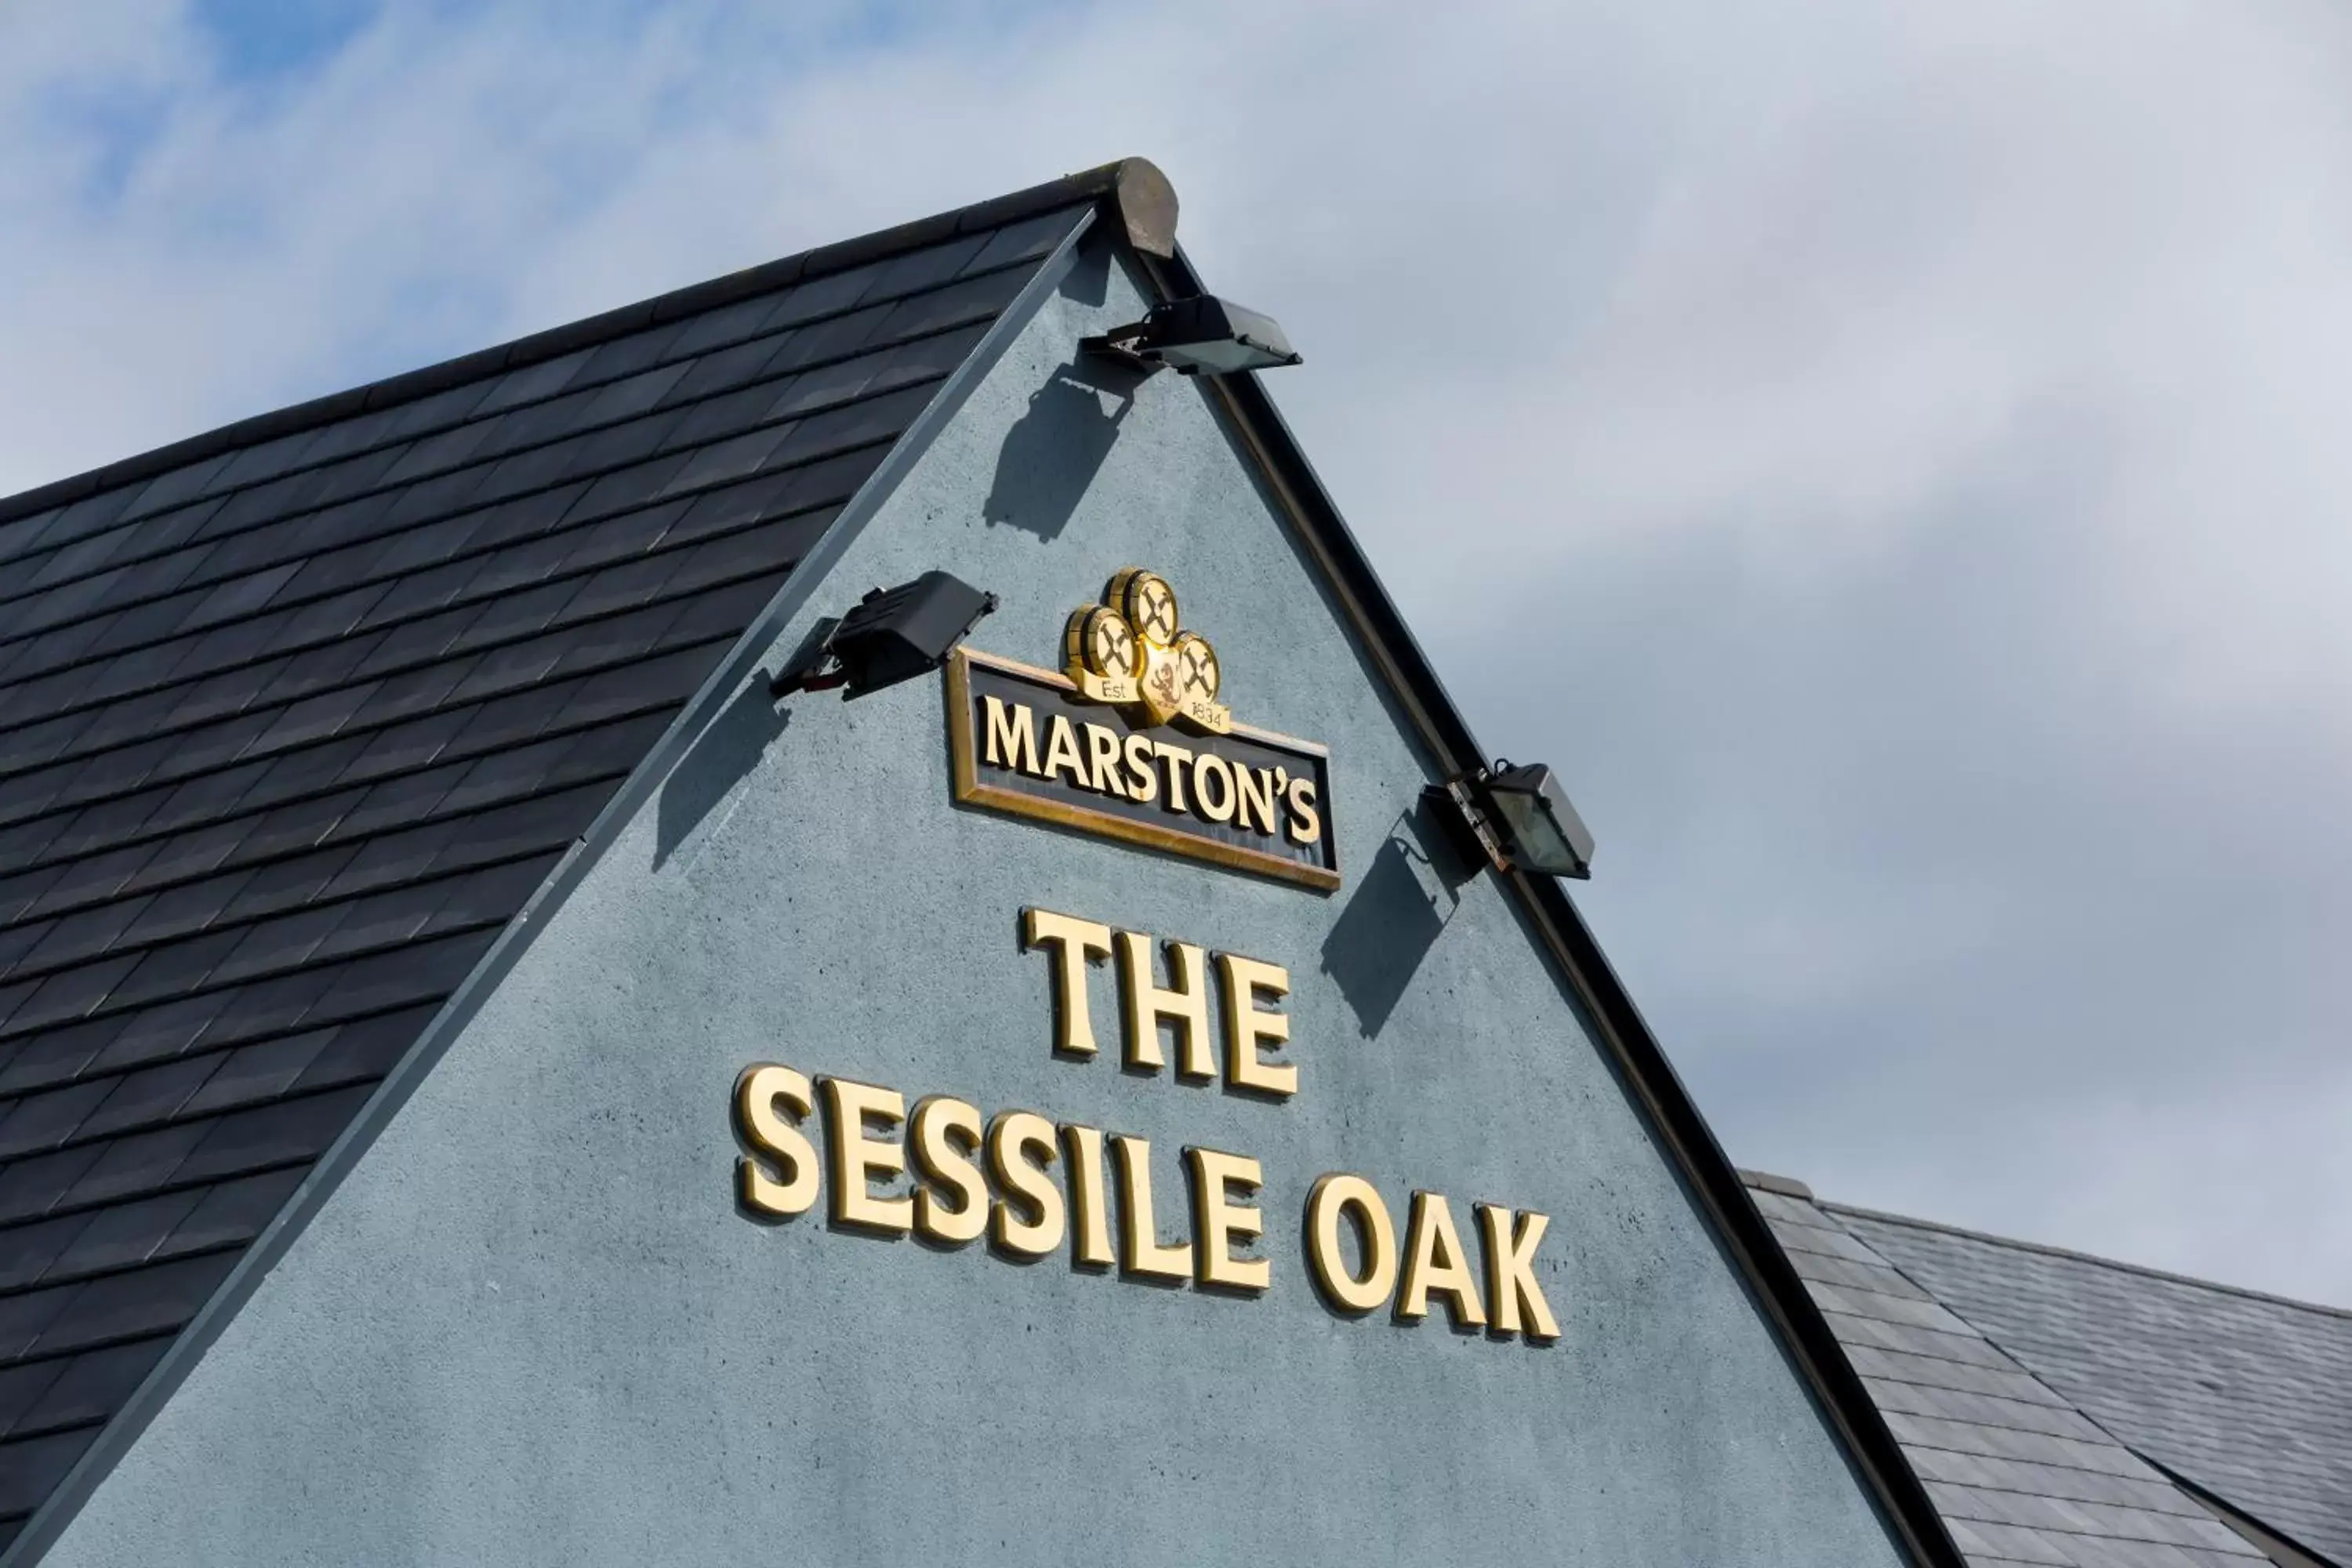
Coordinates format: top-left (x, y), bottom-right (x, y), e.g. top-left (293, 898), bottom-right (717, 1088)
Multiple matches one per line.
top-left (1424, 778), bottom-right (1512, 877)
top-left (1080, 322), bottom-right (1172, 376)
top-left (770, 573), bottom-right (998, 700)
top-left (1080, 294), bottom-right (1302, 378)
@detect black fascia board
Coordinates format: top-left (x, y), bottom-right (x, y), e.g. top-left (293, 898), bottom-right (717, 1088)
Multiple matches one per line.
top-left (1126, 241), bottom-right (1969, 1568)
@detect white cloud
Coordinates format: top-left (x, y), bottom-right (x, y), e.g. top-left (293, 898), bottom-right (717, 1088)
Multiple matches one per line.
top-left (4, 0), bottom-right (2350, 1301)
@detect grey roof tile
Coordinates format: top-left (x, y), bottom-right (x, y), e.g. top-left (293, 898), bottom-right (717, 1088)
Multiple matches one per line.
top-left (1866, 1377), bottom-right (2115, 1443)
top-left (1841, 1206), bottom-right (2352, 1564)
top-left (1790, 1246), bottom-right (1944, 1301)
top-left (0, 179), bottom-right (1081, 1538)
top-left (1846, 1343), bottom-right (2077, 1407)
top-left (1751, 1182), bottom-right (2270, 1565)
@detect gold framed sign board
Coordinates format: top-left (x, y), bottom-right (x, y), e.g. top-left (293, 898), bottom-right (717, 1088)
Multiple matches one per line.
top-left (946, 647), bottom-right (1338, 892)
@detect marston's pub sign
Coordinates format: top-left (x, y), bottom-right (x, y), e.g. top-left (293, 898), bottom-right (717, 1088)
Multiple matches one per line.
top-left (946, 569), bottom-right (1338, 891)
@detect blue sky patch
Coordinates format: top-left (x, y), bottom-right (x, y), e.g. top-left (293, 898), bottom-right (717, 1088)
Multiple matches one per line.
top-left (193, 0), bottom-right (383, 82)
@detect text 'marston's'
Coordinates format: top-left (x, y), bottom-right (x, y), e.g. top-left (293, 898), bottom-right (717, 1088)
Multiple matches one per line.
top-left (946, 568), bottom-right (1339, 892)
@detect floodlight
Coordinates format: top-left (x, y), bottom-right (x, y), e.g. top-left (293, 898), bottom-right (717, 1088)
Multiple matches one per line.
top-left (771, 572), bottom-right (998, 698)
top-left (1478, 762), bottom-right (1595, 880)
top-left (1082, 296), bottom-right (1302, 376)
top-left (1426, 760), bottom-right (1597, 880)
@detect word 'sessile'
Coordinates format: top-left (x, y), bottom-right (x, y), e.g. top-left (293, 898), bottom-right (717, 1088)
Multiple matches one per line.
top-left (731, 907), bottom-right (1559, 1342)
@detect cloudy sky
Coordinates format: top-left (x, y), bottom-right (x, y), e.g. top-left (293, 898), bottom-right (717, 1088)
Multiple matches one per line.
top-left (5, 0), bottom-right (2348, 1305)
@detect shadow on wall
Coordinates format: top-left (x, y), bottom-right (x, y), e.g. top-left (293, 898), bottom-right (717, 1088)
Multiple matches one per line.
top-left (655, 684), bottom-right (790, 869)
top-left (1321, 797), bottom-right (1480, 1040)
top-left (979, 241), bottom-right (1152, 541)
top-left (982, 355), bottom-right (1147, 542)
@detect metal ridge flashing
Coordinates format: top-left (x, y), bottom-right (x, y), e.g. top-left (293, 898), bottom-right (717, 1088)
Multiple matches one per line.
top-left (1739, 1169), bottom-right (1817, 1201)
top-left (0, 158), bottom-right (1173, 531)
top-left (0, 209), bottom-right (1098, 1568)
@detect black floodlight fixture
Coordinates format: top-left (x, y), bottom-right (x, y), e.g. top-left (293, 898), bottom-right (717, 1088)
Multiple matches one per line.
top-left (1479, 761), bottom-right (1595, 880)
top-left (1427, 760), bottom-right (1597, 880)
top-left (1082, 295), bottom-right (1302, 377)
top-left (772, 571), bottom-right (998, 698)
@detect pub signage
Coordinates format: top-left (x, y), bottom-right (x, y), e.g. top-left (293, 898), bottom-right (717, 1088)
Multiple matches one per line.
top-left (946, 569), bottom-right (1338, 891)
top-left (733, 906), bottom-right (1560, 1342)
top-left (735, 572), bottom-right (1556, 1345)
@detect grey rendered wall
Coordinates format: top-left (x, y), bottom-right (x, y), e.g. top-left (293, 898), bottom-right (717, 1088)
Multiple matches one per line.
top-left (42, 238), bottom-right (1905, 1568)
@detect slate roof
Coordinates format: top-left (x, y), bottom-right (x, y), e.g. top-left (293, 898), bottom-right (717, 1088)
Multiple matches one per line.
top-left (1844, 1204), bottom-right (2352, 1566)
top-left (0, 170), bottom-right (1100, 1548)
top-left (1745, 1172), bottom-right (2343, 1567)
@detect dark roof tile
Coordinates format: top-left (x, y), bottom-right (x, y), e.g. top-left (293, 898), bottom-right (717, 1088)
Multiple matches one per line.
top-left (471, 350), bottom-right (590, 416)
top-left (290, 1007), bottom-right (430, 1092)
top-left (79, 1006), bottom-right (209, 1082)
top-left (121, 456), bottom-right (232, 522)
top-left (175, 1036), bottom-right (331, 1120)
top-left (0, 1358), bottom-right (67, 1436)
top-left (0, 1083), bottom-right (113, 1160)
top-left (59, 1123), bottom-right (209, 1212)
top-left (9, 1338), bottom-right (171, 1439)
top-left (74, 1058), bottom-right (220, 1144)
top-left (174, 1087), bottom-right (372, 1186)
top-left (0, 1218), bottom-right (86, 1296)
top-left (189, 970), bottom-right (334, 1049)
top-left (29, 1251), bottom-right (239, 1358)
top-left (0, 1148), bottom-right (102, 1227)
top-left (0, 1284), bottom-right (76, 1361)
top-left (42, 1191), bottom-right (205, 1282)
top-left (165, 1167), bottom-right (306, 1254)
top-left (0, 1427), bottom-right (97, 1519)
